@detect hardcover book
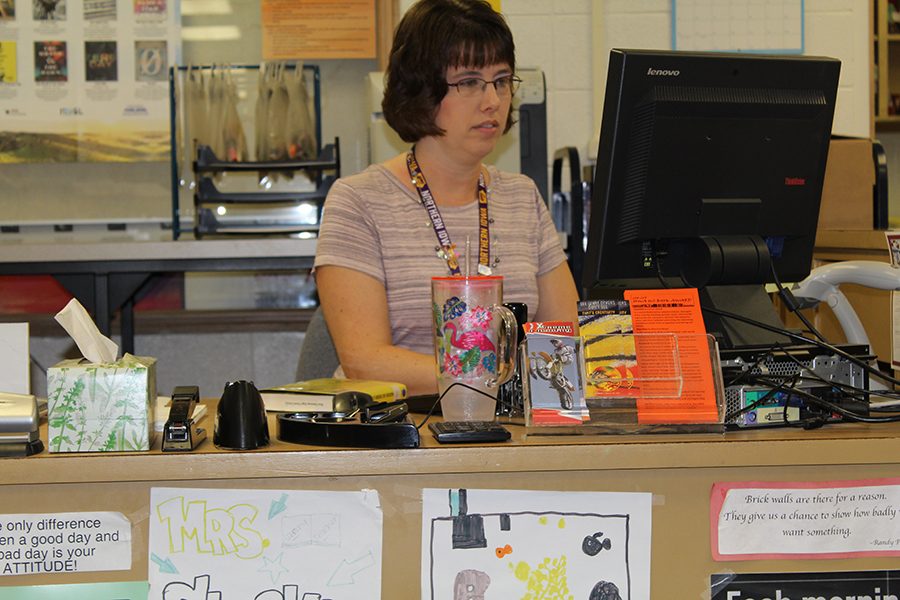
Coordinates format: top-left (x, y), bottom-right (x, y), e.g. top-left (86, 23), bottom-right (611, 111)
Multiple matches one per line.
top-left (260, 378), bottom-right (407, 413)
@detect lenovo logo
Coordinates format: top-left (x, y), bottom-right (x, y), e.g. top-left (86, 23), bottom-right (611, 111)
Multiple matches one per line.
top-left (647, 67), bottom-right (680, 76)
top-left (784, 177), bottom-right (806, 186)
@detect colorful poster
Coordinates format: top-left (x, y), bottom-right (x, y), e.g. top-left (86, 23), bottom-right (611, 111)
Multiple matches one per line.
top-left (84, 0), bottom-right (116, 22)
top-left (85, 41), bottom-right (117, 82)
top-left (134, 0), bottom-right (167, 18)
top-left (422, 488), bottom-right (652, 599)
top-left (34, 41), bottom-right (67, 82)
top-left (0, 0), bottom-right (14, 20)
top-left (0, 0), bottom-right (179, 163)
top-left (148, 487), bottom-right (382, 600)
top-left (134, 40), bottom-right (167, 81)
top-left (33, 0), bottom-right (67, 21)
top-left (0, 41), bottom-right (15, 83)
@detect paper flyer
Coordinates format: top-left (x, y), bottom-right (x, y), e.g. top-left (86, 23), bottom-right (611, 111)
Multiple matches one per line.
top-left (148, 487), bottom-right (383, 600)
top-left (421, 488), bottom-right (652, 599)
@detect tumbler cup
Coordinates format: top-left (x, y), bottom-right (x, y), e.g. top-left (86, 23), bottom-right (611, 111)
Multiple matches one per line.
top-left (432, 276), bottom-right (518, 421)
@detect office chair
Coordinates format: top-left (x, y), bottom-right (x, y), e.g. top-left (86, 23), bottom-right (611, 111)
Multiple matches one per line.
top-left (295, 306), bottom-right (340, 380)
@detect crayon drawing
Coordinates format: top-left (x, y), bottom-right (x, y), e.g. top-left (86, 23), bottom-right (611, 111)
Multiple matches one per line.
top-left (421, 488), bottom-right (651, 599)
top-left (149, 487), bottom-right (382, 600)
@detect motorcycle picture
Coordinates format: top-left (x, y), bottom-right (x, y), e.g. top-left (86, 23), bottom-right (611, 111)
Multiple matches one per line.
top-left (528, 338), bottom-right (578, 410)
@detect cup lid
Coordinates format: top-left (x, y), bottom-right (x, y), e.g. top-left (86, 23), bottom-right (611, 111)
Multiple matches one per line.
top-left (432, 275), bottom-right (503, 281)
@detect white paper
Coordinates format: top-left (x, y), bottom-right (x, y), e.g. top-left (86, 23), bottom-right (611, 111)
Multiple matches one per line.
top-left (421, 488), bottom-right (652, 599)
top-left (715, 482), bottom-right (900, 558)
top-left (0, 323), bottom-right (29, 394)
top-left (0, 511), bottom-right (132, 576)
top-left (53, 298), bottom-right (118, 364)
top-left (674, 0), bottom-right (803, 53)
top-left (149, 487), bottom-right (382, 600)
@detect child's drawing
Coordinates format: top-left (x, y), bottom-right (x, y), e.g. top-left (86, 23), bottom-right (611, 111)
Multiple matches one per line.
top-left (421, 489), bottom-right (651, 599)
top-left (149, 487), bottom-right (382, 600)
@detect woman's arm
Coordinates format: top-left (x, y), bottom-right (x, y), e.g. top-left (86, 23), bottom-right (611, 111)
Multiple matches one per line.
top-left (315, 265), bottom-right (439, 395)
top-left (534, 261), bottom-right (580, 327)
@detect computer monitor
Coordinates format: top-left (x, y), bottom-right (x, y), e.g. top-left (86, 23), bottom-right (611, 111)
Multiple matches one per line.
top-left (583, 49), bottom-right (841, 348)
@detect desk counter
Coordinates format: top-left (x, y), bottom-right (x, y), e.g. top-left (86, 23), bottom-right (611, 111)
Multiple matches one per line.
top-left (0, 237), bottom-right (317, 353)
top-left (3, 409), bottom-right (900, 597)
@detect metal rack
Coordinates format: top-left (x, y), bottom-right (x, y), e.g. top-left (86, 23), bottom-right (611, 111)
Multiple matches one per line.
top-left (168, 64), bottom-right (339, 239)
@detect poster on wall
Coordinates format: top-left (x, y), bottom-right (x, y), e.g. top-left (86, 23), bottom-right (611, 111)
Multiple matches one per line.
top-left (421, 488), bottom-right (652, 599)
top-left (261, 0), bottom-right (375, 60)
top-left (148, 487), bottom-right (383, 600)
top-left (711, 570), bottom-right (900, 600)
top-left (0, 0), bottom-right (180, 163)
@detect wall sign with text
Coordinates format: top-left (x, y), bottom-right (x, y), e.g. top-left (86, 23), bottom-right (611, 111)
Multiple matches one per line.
top-left (0, 0), bottom-right (180, 163)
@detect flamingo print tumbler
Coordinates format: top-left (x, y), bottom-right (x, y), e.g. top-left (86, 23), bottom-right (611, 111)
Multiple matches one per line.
top-left (432, 275), bottom-right (518, 421)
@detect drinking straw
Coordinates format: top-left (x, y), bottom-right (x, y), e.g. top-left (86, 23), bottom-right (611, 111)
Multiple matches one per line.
top-left (465, 235), bottom-right (471, 278)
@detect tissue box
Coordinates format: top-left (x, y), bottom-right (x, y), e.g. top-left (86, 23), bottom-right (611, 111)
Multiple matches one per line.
top-left (47, 354), bottom-right (157, 453)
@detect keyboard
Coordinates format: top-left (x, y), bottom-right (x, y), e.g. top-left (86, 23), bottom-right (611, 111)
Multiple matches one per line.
top-left (428, 421), bottom-right (511, 444)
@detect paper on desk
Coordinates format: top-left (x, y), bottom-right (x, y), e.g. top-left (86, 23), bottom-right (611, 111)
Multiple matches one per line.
top-left (54, 298), bottom-right (118, 364)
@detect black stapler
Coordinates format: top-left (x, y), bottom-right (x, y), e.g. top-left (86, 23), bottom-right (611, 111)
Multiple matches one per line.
top-left (162, 386), bottom-right (207, 452)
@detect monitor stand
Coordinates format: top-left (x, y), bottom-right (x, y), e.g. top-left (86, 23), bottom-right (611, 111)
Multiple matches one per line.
top-left (700, 285), bottom-right (793, 349)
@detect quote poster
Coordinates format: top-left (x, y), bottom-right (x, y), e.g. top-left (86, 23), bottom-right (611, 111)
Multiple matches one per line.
top-left (712, 478), bottom-right (900, 560)
top-left (0, 0), bottom-right (180, 162)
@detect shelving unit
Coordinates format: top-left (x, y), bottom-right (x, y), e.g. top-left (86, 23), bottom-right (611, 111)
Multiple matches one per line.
top-left (874, 0), bottom-right (900, 129)
top-left (169, 64), bottom-right (340, 239)
top-left (191, 138), bottom-right (339, 238)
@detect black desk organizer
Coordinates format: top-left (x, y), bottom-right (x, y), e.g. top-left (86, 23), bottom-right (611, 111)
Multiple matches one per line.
top-left (169, 63), bottom-right (339, 239)
top-left (276, 412), bottom-right (420, 449)
top-left (191, 139), bottom-right (340, 238)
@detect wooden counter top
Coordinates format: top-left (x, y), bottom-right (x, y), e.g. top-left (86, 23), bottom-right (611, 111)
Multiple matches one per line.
top-left (0, 237), bottom-right (317, 264)
top-left (7, 406), bottom-right (900, 486)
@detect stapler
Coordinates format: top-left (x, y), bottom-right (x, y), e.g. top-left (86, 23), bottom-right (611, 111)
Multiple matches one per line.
top-left (0, 392), bottom-right (43, 457)
top-left (162, 386), bottom-right (207, 452)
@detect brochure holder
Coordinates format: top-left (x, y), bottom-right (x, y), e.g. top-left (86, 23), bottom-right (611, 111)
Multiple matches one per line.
top-left (524, 333), bottom-right (725, 435)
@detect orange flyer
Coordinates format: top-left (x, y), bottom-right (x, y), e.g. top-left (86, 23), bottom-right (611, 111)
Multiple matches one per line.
top-left (623, 288), bottom-right (720, 424)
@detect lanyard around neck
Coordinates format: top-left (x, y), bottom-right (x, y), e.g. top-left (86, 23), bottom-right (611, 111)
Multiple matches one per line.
top-left (406, 149), bottom-right (491, 276)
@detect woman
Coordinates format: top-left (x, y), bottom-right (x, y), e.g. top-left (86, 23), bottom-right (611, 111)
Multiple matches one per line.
top-left (314, 0), bottom-right (579, 395)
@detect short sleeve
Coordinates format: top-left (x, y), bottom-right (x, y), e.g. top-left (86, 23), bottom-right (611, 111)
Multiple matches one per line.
top-left (313, 178), bottom-right (386, 284)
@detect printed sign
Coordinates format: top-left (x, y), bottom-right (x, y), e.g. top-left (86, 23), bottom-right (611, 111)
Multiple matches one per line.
top-left (712, 479), bottom-right (900, 560)
top-left (711, 570), bottom-right (900, 600)
top-left (0, 512), bottom-right (131, 576)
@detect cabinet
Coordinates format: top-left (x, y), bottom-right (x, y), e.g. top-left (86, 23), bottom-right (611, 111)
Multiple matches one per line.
top-left (5, 407), bottom-right (900, 597)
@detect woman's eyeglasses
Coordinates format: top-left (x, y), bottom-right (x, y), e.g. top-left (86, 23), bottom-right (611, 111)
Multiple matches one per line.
top-left (446, 75), bottom-right (522, 98)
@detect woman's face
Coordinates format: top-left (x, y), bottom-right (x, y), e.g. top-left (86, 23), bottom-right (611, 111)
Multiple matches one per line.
top-left (432, 62), bottom-right (513, 162)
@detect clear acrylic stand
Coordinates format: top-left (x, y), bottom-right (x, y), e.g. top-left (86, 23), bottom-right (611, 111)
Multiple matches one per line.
top-left (524, 333), bottom-right (725, 435)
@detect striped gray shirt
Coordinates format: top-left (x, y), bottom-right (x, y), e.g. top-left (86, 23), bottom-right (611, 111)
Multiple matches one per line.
top-left (314, 164), bottom-right (567, 355)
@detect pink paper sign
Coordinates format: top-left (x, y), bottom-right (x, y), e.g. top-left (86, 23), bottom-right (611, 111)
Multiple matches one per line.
top-left (711, 478), bottom-right (900, 561)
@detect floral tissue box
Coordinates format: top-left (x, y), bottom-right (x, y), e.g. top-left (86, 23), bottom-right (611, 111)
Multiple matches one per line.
top-left (47, 354), bottom-right (157, 453)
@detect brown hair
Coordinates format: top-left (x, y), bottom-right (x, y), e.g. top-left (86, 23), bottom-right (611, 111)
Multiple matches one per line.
top-left (382, 0), bottom-right (517, 143)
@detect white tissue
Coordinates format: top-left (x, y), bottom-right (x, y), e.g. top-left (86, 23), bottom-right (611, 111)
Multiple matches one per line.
top-left (54, 298), bottom-right (119, 364)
